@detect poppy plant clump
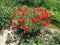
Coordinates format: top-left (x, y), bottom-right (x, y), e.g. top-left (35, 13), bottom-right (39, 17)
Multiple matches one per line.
top-left (11, 7), bottom-right (52, 32)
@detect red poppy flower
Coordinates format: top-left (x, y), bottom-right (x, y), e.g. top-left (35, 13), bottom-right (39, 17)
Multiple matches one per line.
top-left (17, 8), bottom-right (24, 13)
top-left (25, 14), bottom-right (28, 16)
top-left (33, 10), bottom-right (37, 14)
top-left (13, 23), bottom-right (17, 27)
top-left (18, 18), bottom-right (25, 25)
top-left (45, 14), bottom-right (49, 18)
top-left (42, 13), bottom-right (49, 20)
top-left (32, 18), bottom-right (40, 23)
top-left (11, 15), bottom-right (15, 20)
top-left (43, 9), bottom-right (47, 14)
top-left (46, 21), bottom-right (50, 25)
top-left (37, 16), bottom-right (40, 19)
top-left (49, 19), bottom-right (52, 23)
top-left (27, 28), bottom-right (32, 31)
top-left (37, 8), bottom-right (42, 12)
top-left (31, 18), bottom-right (36, 23)
top-left (22, 13), bottom-right (28, 16)
top-left (24, 7), bottom-right (29, 12)
top-left (41, 9), bottom-right (48, 15)
top-left (22, 12), bottom-right (25, 16)
top-left (22, 26), bottom-right (28, 30)
top-left (35, 19), bottom-right (40, 23)
top-left (42, 17), bottom-right (44, 21)
top-left (43, 22), bottom-right (48, 27)
top-left (43, 13), bottom-right (49, 19)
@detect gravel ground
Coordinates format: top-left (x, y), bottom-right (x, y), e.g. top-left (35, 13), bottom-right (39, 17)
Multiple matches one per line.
top-left (0, 27), bottom-right (58, 45)
top-left (0, 29), bottom-right (17, 45)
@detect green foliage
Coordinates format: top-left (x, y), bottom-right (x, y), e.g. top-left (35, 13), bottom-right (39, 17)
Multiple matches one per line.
top-left (26, 0), bottom-right (41, 7)
top-left (52, 11), bottom-right (60, 22)
top-left (0, 6), bottom-right (12, 30)
top-left (44, 0), bottom-right (57, 8)
top-left (52, 11), bottom-right (60, 27)
top-left (0, 0), bottom-right (13, 7)
top-left (43, 0), bottom-right (60, 11)
top-left (0, 0), bottom-right (60, 11)
top-left (6, 34), bottom-right (13, 43)
top-left (13, 0), bottom-right (42, 7)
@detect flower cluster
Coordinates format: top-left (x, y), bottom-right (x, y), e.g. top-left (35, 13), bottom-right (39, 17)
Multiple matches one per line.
top-left (11, 7), bottom-right (52, 32)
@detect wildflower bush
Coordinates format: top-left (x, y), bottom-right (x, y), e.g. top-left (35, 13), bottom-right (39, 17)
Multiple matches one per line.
top-left (11, 7), bottom-right (52, 35)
